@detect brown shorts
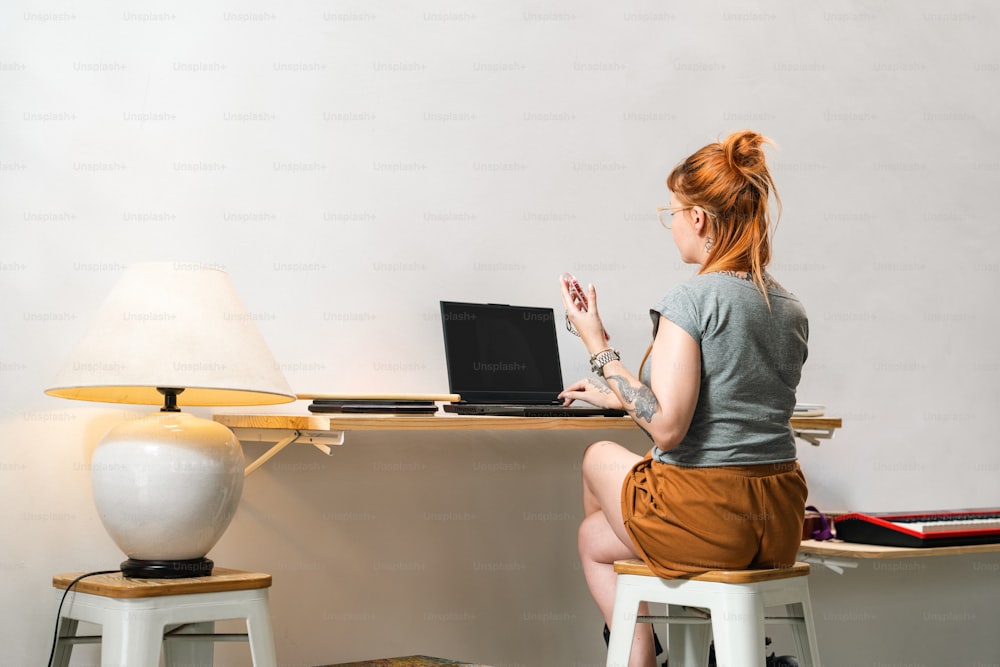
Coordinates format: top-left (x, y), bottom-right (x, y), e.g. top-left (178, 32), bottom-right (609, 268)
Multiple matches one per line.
top-left (621, 454), bottom-right (808, 578)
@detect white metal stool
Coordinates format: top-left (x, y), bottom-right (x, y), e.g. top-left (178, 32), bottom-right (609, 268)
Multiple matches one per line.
top-left (606, 559), bottom-right (820, 667)
top-left (51, 568), bottom-right (277, 667)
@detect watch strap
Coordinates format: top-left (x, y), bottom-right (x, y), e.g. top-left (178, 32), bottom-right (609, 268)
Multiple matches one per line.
top-left (590, 348), bottom-right (621, 376)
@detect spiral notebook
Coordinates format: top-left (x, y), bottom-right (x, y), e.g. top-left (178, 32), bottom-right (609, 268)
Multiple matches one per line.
top-left (439, 300), bottom-right (625, 417)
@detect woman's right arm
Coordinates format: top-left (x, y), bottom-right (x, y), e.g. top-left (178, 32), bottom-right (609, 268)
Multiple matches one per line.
top-left (599, 315), bottom-right (700, 451)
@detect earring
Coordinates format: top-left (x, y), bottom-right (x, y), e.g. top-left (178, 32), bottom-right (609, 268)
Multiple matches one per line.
top-left (705, 236), bottom-right (714, 254)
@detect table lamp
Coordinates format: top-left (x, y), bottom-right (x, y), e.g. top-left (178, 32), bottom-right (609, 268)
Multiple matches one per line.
top-left (45, 262), bottom-right (296, 578)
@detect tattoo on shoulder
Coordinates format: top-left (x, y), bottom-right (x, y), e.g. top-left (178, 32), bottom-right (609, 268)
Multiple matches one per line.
top-left (606, 374), bottom-right (658, 422)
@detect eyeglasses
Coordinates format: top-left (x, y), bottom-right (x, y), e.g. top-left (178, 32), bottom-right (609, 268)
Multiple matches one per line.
top-left (656, 206), bottom-right (692, 230)
top-left (656, 205), bottom-right (717, 230)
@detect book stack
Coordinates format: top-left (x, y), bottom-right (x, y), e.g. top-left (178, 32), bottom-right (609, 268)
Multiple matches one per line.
top-left (793, 403), bottom-right (825, 417)
top-left (299, 393), bottom-right (460, 415)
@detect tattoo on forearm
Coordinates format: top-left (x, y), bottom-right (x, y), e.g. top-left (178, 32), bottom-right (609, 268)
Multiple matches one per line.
top-left (589, 378), bottom-right (613, 395)
top-left (606, 374), bottom-right (658, 422)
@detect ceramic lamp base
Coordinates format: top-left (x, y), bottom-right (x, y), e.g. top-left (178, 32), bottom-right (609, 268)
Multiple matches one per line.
top-left (91, 411), bottom-right (244, 578)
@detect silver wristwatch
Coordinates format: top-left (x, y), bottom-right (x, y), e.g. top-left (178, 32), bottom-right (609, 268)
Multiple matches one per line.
top-left (590, 348), bottom-right (621, 376)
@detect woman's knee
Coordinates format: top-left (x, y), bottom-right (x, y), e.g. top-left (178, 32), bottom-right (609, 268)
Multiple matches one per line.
top-left (581, 440), bottom-right (635, 489)
top-left (581, 440), bottom-right (621, 477)
top-left (582, 439), bottom-right (619, 462)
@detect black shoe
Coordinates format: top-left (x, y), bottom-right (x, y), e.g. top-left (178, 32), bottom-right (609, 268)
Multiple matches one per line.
top-left (709, 637), bottom-right (799, 667)
top-left (603, 623), bottom-right (664, 655)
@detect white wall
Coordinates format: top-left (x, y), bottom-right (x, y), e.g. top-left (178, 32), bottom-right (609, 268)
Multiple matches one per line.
top-left (2, 1), bottom-right (999, 665)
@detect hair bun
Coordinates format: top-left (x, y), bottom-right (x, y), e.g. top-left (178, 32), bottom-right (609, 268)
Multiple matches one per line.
top-left (721, 130), bottom-right (771, 180)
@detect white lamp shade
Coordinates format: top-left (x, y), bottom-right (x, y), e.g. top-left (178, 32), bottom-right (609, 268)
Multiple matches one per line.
top-left (45, 262), bottom-right (295, 406)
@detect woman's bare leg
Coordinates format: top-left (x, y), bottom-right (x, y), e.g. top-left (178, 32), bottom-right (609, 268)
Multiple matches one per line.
top-left (578, 441), bottom-right (657, 667)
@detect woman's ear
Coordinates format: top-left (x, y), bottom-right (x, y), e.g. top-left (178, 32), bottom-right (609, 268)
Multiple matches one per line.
top-left (691, 206), bottom-right (709, 234)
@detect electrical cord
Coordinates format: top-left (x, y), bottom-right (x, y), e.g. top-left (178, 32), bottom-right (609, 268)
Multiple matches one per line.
top-left (47, 569), bottom-right (120, 667)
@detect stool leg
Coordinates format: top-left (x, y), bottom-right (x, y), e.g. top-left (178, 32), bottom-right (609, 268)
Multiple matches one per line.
top-left (51, 617), bottom-right (78, 667)
top-left (786, 593), bottom-right (821, 667)
top-left (665, 605), bottom-right (711, 667)
top-left (606, 578), bottom-right (640, 667)
top-left (710, 593), bottom-right (766, 667)
top-left (164, 621), bottom-right (215, 667)
top-left (245, 598), bottom-right (278, 667)
top-left (100, 614), bottom-right (162, 667)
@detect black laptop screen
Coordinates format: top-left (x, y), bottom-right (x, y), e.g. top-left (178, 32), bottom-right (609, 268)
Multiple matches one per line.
top-left (440, 301), bottom-right (564, 403)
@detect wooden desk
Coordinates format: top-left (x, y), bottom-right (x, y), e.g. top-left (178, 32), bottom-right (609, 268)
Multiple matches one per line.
top-left (217, 412), bottom-right (642, 433)
top-left (214, 413), bottom-right (841, 475)
top-left (799, 538), bottom-right (1000, 560)
top-left (215, 413), bottom-right (841, 433)
top-left (797, 540), bottom-right (1000, 664)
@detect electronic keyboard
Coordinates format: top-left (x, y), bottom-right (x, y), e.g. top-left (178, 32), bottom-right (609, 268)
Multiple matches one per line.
top-left (833, 508), bottom-right (1000, 548)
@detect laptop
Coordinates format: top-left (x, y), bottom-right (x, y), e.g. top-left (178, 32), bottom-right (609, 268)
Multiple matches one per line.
top-left (439, 300), bottom-right (626, 417)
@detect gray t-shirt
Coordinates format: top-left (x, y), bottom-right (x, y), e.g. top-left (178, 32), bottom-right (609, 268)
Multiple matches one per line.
top-left (646, 272), bottom-right (808, 467)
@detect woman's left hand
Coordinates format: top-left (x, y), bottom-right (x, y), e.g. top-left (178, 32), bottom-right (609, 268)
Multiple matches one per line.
top-left (559, 277), bottom-right (609, 352)
top-left (558, 376), bottom-right (624, 410)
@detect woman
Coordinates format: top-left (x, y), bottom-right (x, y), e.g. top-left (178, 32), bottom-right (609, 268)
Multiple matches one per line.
top-left (559, 130), bottom-right (809, 666)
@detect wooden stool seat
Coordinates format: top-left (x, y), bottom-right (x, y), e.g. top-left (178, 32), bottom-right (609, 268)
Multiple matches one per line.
top-left (52, 568), bottom-right (277, 667)
top-left (613, 558), bottom-right (811, 583)
top-left (606, 559), bottom-right (820, 667)
top-left (53, 568), bottom-right (272, 598)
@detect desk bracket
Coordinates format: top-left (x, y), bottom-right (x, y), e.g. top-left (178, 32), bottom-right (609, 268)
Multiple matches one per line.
top-left (237, 428), bottom-right (345, 477)
top-left (798, 552), bottom-right (859, 575)
top-left (794, 428), bottom-right (836, 447)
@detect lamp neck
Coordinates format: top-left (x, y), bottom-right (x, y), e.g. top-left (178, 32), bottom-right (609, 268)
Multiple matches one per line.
top-left (157, 387), bottom-right (184, 412)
